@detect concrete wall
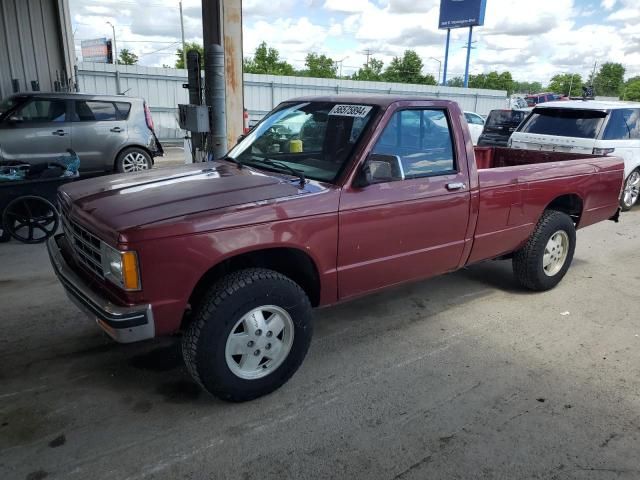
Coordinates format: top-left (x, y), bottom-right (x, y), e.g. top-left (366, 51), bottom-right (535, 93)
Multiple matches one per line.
top-left (0, 0), bottom-right (74, 98)
top-left (77, 63), bottom-right (508, 141)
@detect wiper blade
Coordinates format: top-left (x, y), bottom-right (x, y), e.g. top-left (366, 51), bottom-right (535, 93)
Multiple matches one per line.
top-left (253, 158), bottom-right (306, 187)
top-left (219, 155), bottom-right (243, 169)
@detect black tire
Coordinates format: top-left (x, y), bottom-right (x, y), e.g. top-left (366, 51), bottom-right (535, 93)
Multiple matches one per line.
top-left (513, 210), bottom-right (576, 291)
top-left (620, 169), bottom-right (640, 212)
top-left (2, 196), bottom-right (60, 244)
top-left (115, 147), bottom-right (152, 173)
top-left (182, 268), bottom-right (313, 402)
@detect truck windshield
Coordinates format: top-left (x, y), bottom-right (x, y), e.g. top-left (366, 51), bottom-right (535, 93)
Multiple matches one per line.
top-left (227, 101), bottom-right (376, 183)
top-left (519, 108), bottom-right (607, 139)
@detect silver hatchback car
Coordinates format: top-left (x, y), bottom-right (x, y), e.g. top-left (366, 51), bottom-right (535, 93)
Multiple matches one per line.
top-left (0, 93), bottom-right (163, 174)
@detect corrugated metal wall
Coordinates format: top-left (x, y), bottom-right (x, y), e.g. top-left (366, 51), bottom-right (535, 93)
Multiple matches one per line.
top-left (77, 63), bottom-right (508, 141)
top-left (0, 0), bottom-right (74, 98)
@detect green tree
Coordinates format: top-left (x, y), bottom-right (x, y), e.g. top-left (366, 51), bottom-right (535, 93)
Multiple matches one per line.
top-left (513, 81), bottom-right (543, 94)
top-left (446, 77), bottom-right (464, 87)
top-left (243, 41), bottom-right (295, 75)
top-left (303, 53), bottom-right (337, 78)
top-left (622, 77), bottom-right (640, 101)
top-left (547, 73), bottom-right (582, 96)
top-left (382, 50), bottom-right (435, 85)
top-left (591, 62), bottom-right (626, 97)
top-left (352, 57), bottom-right (384, 81)
top-left (118, 48), bottom-right (138, 65)
top-left (175, 42), bottom-right (204, 69)
top-left (468, 71), bottom-right (514, 95)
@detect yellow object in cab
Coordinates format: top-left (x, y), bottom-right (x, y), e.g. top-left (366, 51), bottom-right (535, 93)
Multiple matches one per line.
top-left (289, 139), bottom-right (303, 153)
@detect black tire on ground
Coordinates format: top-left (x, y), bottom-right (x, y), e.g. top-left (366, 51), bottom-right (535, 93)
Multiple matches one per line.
top-left (182, 268), bottom-right (313, 402)
top-left (620, 169), bottom-right (640, 212)
top-left (512, 210), bottom-right (576, 291)
top-left (115, 147), bottom-right (152, 173)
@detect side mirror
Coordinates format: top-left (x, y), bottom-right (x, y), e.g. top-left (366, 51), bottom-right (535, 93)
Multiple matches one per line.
top-left (354, 153), bottom-right (405, 188)
top-left (236, 133), bottom-right (246, 144)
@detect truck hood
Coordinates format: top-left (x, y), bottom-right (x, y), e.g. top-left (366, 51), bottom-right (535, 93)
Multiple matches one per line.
top-left (60, 162), bottom-right (314, 241)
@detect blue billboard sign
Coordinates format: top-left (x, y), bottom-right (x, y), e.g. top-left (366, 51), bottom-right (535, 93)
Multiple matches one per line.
top-left (438, 0), bottom-right (487, 29)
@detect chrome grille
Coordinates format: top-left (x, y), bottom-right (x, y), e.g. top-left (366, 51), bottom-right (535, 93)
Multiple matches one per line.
top-left (59, 199), bottom-right (104, 279)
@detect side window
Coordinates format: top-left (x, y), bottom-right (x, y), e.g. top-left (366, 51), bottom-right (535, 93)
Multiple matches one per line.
top-left (115, 102), bottom-right (131, 120)
top-left (75, 101), bottom-right (118, 121)
top-left (372, 109), bottom-right (455, 179)
top-left (15, 99), bottom-right (66, 123)
top-left (603, 109), bottom-right (639, 140)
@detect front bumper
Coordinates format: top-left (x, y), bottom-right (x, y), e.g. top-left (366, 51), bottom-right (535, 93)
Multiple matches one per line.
top-left (47, 234), bottom-right (155, 344)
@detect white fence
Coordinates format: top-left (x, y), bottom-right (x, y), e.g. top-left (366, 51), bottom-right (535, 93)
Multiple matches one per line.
top-left (77, 63), bottom-right (508, 141)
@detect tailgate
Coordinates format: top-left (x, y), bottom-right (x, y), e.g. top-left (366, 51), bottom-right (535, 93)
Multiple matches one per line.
top-left (511, 133), bottom-right (595, 154)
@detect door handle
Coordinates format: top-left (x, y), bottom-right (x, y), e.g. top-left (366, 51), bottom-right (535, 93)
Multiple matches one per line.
top-left (446, 182), bottom-right (466, 191)
top-left (110, 127), bottom-right (123, 133)
top-left (52, 129), bottom-right (67, 136)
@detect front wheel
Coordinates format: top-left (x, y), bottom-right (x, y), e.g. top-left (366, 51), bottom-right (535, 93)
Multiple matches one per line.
top-left (182, 268), bottom-right (313, 402)
top-left (620, 170), bottom-right (640, 212)
top-left (513, 210), bottom-right (576, 291)
top-left (116, 147), bottom-right (152, 173)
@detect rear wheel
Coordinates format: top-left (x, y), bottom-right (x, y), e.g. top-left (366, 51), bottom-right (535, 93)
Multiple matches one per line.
top-left (182, 268), bottom-right (313, 402)
top-left (620, 170), bottom-right (640, 211)
top-left (513, 210), bottom-right (576, 291)
top-left (116, 147), bottom-right (152, 173)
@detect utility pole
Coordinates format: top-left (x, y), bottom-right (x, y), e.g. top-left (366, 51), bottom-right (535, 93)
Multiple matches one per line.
top-left (442, 29), bottom-right (451, 86)
top-left (463, 26), bottom-right (474, 88)
top-left (336, 56), bottom-right (349, 78)
top-left (590, 60), bottom-right (598, 96)
top-left (362, 49), bottom-right (372, 67)
top-left (106, 21), bottom-right (121, 94)
top-left (430, 57), bottom-right (442, 85)
top-left (179, 1), bottom-right (186, 69)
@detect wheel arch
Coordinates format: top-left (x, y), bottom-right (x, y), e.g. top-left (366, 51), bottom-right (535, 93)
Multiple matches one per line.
top-left (113, 144), bottom-right (154, 171)
top-left (544, 193), bottom-right (584, 226)
top-left (183, 247), bottom-right (322, 329)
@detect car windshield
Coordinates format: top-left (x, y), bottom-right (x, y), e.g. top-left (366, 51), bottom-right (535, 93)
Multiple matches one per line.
top-left (520, 108), bottom-right (607, 139)
top-left (227, 101), bottom-right (376, 183)
top-left (486, 110), bottom-right (526, 127)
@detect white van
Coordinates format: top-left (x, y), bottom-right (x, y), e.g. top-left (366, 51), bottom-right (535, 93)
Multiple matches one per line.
top-left (510, 101), bottom-right (640, 210)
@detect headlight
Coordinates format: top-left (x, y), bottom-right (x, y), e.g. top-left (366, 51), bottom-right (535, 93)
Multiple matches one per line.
top-left (101, 243), bottom-right (141, 291)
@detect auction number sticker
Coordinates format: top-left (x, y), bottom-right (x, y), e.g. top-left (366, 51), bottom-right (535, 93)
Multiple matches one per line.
top-left (328, 104), bottom-right (373, 117)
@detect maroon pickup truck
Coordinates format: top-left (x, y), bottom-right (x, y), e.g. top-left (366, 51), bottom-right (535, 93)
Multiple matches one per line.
top-left (48, 96), bottom-right (624, 401)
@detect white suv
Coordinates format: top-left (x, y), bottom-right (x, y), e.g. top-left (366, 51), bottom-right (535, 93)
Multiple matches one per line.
top-left (510, 101), bottom-right (640, 210)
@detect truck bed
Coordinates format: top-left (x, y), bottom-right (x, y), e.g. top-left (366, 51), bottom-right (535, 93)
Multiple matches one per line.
top-left (474, 146), bottom-right (598, 169)
top-left (466, 147), bottom-right (623, 264)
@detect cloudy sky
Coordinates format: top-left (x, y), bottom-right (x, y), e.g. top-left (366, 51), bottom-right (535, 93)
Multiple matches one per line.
top-left (69, 0), bottom-right (640, 84)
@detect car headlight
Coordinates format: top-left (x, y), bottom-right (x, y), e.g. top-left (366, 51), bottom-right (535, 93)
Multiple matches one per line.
top-left (101, 243), bottom-right (141, 291)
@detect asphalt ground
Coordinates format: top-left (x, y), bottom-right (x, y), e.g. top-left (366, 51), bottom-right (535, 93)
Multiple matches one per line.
top-left (1, 190), bottom-right (640, 480)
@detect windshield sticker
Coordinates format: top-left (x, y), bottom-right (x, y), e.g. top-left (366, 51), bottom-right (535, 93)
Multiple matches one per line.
top-left (328, 104), bottom-right (372, 118)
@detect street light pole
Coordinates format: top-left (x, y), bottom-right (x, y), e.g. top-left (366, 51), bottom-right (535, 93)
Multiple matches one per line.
top-left (106, 21), bottom-right (121, 94)
top-left (430, 57), bottom-right (442, 85)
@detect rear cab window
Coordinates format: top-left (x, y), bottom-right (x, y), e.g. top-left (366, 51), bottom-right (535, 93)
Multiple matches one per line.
top-left (486, 110), bottom-right (526, 127)
top-left (519, 108), bottom-right (607, 139)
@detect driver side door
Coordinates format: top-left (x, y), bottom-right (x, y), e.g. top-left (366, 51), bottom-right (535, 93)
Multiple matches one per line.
top-left (0, 97), bottom-right (71, 164)
top-left (337, 106), bottom-right (471, 299)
